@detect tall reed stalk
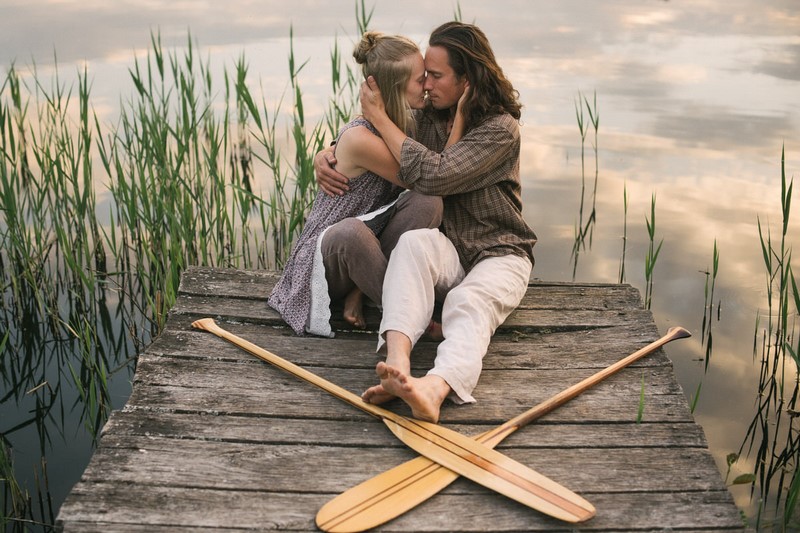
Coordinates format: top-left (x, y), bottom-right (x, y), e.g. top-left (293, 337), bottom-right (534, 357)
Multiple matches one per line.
top-left (571, 91), bottom-right (599, 280)
top-left (701, 240), bottom-right (720, 373)
top-left (690, 240), bottom-right (720, 413)
top-left (644, 193), bottom-right (662, 310)
top-left (1, 21), bottom-right (357, 528)
top-left (735, 146), bottom-right (800, 529)
top-left (0, 55), bottom-right (126, 529)
top-left (618, 182), bottom-right (628, 283)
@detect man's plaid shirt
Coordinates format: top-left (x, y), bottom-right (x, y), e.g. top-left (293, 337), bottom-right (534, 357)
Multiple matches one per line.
top-left (399, 108), bottom-right (537, 271)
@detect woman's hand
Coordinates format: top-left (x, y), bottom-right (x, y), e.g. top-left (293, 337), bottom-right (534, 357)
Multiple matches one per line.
top-left (456, 80), bottom-right (471, 116)
top-left (359, 76), bottom-right (386, 125)
top-left (446, 81), bottom-right (470, 148)
top-left (314, 146), bottom-right (349, 196)
top-left (358, 75), bottom-right (406, 163)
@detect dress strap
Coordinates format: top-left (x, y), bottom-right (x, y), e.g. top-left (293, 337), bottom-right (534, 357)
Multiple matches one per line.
top-left (336, 116), bottom-right (379, 142)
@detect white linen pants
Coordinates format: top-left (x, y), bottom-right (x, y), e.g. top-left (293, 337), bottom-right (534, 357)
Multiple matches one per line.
top-left (378, 228), bottom-right (532, 404)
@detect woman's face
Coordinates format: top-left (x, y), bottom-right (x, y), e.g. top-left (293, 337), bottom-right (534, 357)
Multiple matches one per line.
top-left (404, 52), bottom-right (427, 109)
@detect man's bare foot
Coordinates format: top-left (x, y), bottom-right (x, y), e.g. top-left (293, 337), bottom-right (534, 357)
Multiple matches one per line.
top-left (362, 383), bottom-right (395, 405)
top-left (366, 361), bottom-right (450, 423)
top-left (343, 288), bottom-right (365, 329)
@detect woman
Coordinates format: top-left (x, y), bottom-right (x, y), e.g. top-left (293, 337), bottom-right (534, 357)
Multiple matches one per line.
top-left (269, 31), bottom-right (450, 337)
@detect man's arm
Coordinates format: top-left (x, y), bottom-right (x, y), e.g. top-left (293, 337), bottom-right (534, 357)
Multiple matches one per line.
top-left (361, 77), bottom-right (516, 196)
top-left (314, 145), bottom-right (349, 196)
top-left (399, 119), bottom-right (517, 196)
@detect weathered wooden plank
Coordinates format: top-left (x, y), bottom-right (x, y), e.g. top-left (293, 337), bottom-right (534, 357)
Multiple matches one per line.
top-left (60, 525), bottom-right (251, 533)
top-left (58, 484), bottom-right (742, 531)
top-left (172, 268), bottom-right (657, 332)
top-left (125, 382), bottom-right (694, 426)
top-left (130, 369), bottom-right (692, 424)
top-left (176, 266), bottom-right (277, 298)
top-left (145, 325), bottom-right (675, 371)
top-left (75, 433), bottom-right (727, 494)
top-left (133, 351), bottom-right (684, 397)
top-left (104, 410), bottom-right (709, 449)
top-left (127, 355), bottom-right (689, 426)
top-left (176, 266), bottom-right (646, 312)
top-left (169, 292), bottom-right (657, 333)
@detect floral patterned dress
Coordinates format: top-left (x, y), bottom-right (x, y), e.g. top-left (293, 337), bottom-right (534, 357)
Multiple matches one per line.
top-left (267, 117), bottom-right (402, 336)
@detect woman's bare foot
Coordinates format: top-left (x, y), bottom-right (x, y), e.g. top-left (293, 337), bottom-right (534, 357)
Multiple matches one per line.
top-left (365, 361), bottom-right (450, 423)
top-left (343, 287), bottom-right (365, 329)
top-left (424, 320), bottom-right (443, 341)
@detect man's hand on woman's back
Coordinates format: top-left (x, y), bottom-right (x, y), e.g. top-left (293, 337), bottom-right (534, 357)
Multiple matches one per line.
top-left (314, 146), bottom-right (350, 196)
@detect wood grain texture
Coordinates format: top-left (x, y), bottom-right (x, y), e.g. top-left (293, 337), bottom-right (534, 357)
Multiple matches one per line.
top-left (56, 266), bottom-right (743, 531)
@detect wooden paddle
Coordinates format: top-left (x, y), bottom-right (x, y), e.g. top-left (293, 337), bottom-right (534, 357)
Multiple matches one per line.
top-left (316, 326), bottom-right (691, 532)
top-left (191, 318), bottom-right (595, 523)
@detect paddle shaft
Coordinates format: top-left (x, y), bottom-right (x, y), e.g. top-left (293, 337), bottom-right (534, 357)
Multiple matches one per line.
top-left (191, 318), bottom-right (391, 420)
top-left (316, 326), bottom-right (691, 532)
top-left (483, 326), bottom-right (692, 445)
top-left (192, 318), bottom-right (595, 523)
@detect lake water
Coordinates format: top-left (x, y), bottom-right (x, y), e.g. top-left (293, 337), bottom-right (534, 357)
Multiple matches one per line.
top-left (2, 0), bottom-right (799, 528)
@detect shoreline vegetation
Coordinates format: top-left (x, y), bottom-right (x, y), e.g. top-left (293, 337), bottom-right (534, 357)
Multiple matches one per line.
top-left (1, 6), bottom-right (371, 529)
top-left (1, 3), bottom-right (799, 530)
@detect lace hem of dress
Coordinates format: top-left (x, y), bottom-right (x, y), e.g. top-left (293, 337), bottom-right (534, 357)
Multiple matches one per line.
top-left (304, 191), bottom-right (407, 337)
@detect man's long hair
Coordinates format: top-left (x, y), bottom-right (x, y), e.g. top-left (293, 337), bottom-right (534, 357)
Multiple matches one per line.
top-left (428, 21), bottom-right (522, 131)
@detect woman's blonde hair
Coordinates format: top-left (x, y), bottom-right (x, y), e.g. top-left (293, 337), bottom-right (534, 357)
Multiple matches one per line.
top-left (353, 31), bottom-right (420, 135)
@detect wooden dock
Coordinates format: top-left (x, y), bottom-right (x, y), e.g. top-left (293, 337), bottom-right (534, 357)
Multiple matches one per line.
top-left (57, 266), bottom-right (743, 531)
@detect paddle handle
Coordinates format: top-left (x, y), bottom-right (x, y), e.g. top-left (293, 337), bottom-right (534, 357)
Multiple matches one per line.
top-left (191, 318), bottom-right (397, 422)
top-left (482, 326), bottom-right (692, 445)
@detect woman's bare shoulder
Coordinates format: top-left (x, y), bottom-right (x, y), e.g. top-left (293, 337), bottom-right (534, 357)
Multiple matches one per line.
top-left (337, 123), bottom-right (383, 152)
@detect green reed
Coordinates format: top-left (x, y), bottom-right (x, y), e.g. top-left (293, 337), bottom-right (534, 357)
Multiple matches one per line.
top-left (286, 26), bottom-right (327, 252)
top-left (453, 1), bottom-right (464, 22)
top-left (636, 372), bottom-right (646, 424)
top-left (690, 240), bottom-right (720, 414)
top-left (324, 0), bottom-right (370, 144)
top-left (1, 441), bottom-right (24, 530)
top-left (701, 240), bottom-right (720, 373)
top-left (2, 55), bottom-right (129, 530)
top-left (618, 182), bottom-right (628, 283)
top-left (732, 146), bottom-right (800, 529)
top-left (644, 193), bottom-right (662, 310)
top-left (1, 20), bottom-right (360, 527)
top-left (570, 91), bottom-right (599, 280)
top-left (566, 91), bottom-right (666, 317)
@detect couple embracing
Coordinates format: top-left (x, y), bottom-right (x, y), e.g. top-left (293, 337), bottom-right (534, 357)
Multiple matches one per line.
top-left (268, 21), bottom-right (537, 424)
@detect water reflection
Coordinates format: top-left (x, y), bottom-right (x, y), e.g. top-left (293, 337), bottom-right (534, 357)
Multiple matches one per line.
top-left (1, 0), bottom-right (799, 528)
top-left (1, 268), bottom-right (139, 529)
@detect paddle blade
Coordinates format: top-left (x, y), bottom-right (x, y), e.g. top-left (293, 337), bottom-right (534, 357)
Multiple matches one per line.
top-left (317, 430), bottom-right (500, 532)
top-left (382, 417), bottom-right (595, 524)
top-left (316, 455), bottom-right (458, 532)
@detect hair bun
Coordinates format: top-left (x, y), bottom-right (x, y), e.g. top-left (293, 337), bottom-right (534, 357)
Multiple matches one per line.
top-left (353, 31), bottom-right (383, 64)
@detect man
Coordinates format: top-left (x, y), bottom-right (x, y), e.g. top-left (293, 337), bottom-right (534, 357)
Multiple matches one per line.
top-left (318, 22), bottom-right (536, 423)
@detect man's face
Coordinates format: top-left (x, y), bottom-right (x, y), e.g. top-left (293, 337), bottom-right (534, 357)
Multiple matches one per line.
top-left (423, 45), bottom-right (466, 110)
